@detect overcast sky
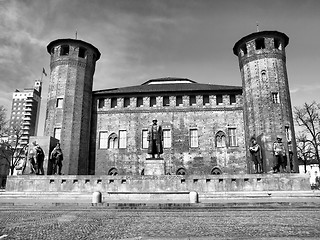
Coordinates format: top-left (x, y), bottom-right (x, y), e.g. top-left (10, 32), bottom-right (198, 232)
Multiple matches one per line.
top-left (0, 0), bottom-right (319, 135)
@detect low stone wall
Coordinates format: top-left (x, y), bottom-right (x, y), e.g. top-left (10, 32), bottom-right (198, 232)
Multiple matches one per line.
top-left (5, 174), bottom-right (311, 193)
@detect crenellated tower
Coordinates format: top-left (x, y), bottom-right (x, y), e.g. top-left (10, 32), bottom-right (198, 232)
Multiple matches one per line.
top-left (45, 39), bottom-right (100, 174)
top-left (233, 31), bottom-right (297, 173)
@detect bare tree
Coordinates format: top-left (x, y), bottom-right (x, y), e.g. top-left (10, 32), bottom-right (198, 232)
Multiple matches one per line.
top-left (0, 123), bottom-right (27, 175)
top-left (296, 134), bottom-right (314, 173)
top-left (294, 102), bottom-right (320, 168)
top-left (0, 105), bottom-right (7, 135)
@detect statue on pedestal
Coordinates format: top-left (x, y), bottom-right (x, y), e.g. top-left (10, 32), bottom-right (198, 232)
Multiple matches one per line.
top-left (249, 137), bottom-right (263, 173)
top-left (147, 119), bottom-right (163, 158)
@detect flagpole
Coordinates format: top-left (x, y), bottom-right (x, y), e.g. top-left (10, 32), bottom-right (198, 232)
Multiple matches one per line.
top-left (41, 69), bottom-right (43, 82)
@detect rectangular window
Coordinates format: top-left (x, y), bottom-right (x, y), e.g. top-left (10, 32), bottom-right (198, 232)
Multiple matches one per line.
top-left (111, 98), bottom-right (117, 108)
top-left (230, 94), bottom-right (236, 104)
top-left (142, 130), bottom-right (148, 149)
top-left (285, 126), bottom-right (291, 141)
top-left (56, 98), bottom-right (63, 108)
top-left (255, 38), bottom-right (265, 50)
top-left (216, 95), bottom-right (223, 105)
top-left (99, 132), bottom-right (108, 149)
top-left (98, 99), bottom-right (105, 108)
top-left (78, 47), bottom-right (86, 58)
top-left (119, 130), bottom-right (127, 148)
top-left (190, 129), bottom-right (198, 148)
top-left (176, 96), bottom-right (183, 106)
top-left (189, 96), bottom-right (196, 105)
top-left (60, 45), bottom-right (69, 56)
top-left (163, 96), bottom-right (170, 107)
top-left (150, 96), bottom-right (156, 107)
top-left (203, 95), bottom-right (209, 105)
top-left (54, 128), bottom-right (61, 140)
top-left (137, 97), bottom-right (143, 107)
top-left (228, 128), bottom-right (237, 147)
top-left (124, 97), bottom-right (130, 108)
top-left (272, 92), bottom-right (280, 103)
top-left (163, 129), bottom-right (172, 148)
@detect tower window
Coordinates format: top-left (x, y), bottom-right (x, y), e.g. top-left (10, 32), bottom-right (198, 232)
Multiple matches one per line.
top-left (163, 96), bottom-right (170, 107)
top-left (176, 96), bottom-right (183, 106)
top-left (272, 92), bottom-right (280, 103)
top-left (216, 95), bottom-right (223, 105)
top-left (285, 125), bottom-right (291, 141)
top-left (203, 95), bottom-right (209, 105)
top-left (150, 96), bottom-right (156, 107)
top-left (261, 70), bottom-right (267, 81)
top-left (111, 98), bottom-right (117, 108)
top-left (240, 44), bottom-right (247, 55)
top-left (124, 97), bottom-right (130, 108)
top-left (54, 128), bottom-right (61, 140)
top-left (78, 47), bottom-right (87, 58)
top-left (255, 38), bottom-right (265, 50)
top-left (230, 95), bottom-right (236, 105)
top-left (60, 45), bottom-right (69, 56)
top-left (274, 38), bottom-right (281, 50)
top-left (137, 97), bottom-right (143, 107)
top-left (56, 98), bottom-right (63, 108)
top-left (189, 96), bottom-right (196, 106)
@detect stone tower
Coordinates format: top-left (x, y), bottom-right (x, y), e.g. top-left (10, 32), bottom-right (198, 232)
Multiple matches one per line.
top-left (45, 39), bottom-right (100, 174)
top-left (233, 31), bottom-right (297, 173)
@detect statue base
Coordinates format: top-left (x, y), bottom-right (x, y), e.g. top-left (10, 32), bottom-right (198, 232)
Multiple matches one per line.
top-left (145, 158), bottom-right (165, 175)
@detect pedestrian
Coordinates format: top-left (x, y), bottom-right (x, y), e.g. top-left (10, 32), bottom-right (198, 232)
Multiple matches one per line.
top-left (249, 137), bottom-right (263, 173)
top-left (273, 136), bottom-right (286, 173)
top-left (50, 143), bottom-right (63, 175)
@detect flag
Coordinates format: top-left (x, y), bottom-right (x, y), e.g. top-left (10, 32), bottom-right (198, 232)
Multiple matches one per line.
top-left (42, 68), bottom-right (47, 77)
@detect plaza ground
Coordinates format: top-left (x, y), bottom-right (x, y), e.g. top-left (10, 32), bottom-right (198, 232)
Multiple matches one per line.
top-left (0, 205), bottom-right (319, 240)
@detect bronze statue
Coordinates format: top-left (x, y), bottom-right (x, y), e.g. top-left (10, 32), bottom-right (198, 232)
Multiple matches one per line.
top-left (50, 143), bottom-right (63, 175)
top-left (147, 119), bottom-right (163, 158)
top-left (249, 137), bottom-right (263, 173)
top-left (273, 136), bottom-right (286, 173)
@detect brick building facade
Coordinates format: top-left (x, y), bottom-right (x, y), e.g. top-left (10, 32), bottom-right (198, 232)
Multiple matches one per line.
top-left (45, 30), bottom-right (297, 175)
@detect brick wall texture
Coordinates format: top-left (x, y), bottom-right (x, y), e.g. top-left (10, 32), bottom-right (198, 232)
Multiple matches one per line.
top-left (45, 31), bottom-right (297, 176)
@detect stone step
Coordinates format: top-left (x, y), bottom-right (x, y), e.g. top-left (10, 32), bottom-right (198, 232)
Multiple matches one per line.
top-left (198, 190), bottom-right (320, 199)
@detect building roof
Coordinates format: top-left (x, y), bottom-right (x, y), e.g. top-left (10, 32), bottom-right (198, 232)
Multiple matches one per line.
top-left (93, 77), bottom-right (242, 96)
top-left (233, 30), bottom-right (289, 55)
top-left (47, 38), bottom-right (101, 60)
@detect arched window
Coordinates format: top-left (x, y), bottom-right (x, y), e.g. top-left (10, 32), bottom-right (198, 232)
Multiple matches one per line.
top-left (261, 70), bottom-right (267, 81)
top-left (176, 168), bottom-right (186, 175)
top-left (211, 167), bottom-right (222, 175)
top-left (108, 133), bottom-right (118, 149)
top-left (108, 168), bottom-right (118, 175)
top-left (215, 131), bottom-right (226, 148)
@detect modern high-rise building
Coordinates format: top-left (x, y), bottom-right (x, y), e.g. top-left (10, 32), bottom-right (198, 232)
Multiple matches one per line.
top-left (9, 80), bottom-right (42, 148)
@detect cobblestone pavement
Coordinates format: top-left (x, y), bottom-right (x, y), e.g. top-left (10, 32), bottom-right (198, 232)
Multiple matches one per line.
top-left (0, 206), bottom-right (319, 240)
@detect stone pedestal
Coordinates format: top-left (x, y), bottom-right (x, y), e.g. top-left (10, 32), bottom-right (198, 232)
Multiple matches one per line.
top-left (144, 158), bottom-right (165, 175)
